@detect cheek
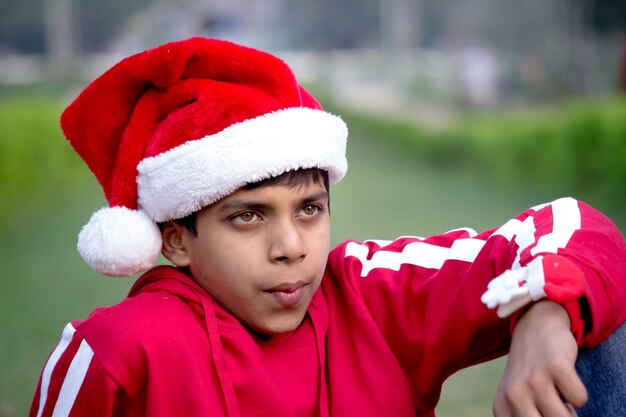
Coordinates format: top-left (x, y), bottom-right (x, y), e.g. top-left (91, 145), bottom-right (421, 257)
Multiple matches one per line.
top-left (188, 239), bottom-right (230, 278)
top-left (316, 218), bottom-right (332, 248)
top-left (191, 256), bottom-right (246, 304)
top-left (309, 225), bottom-right (331, 265)
top-left (198, 240), bottom-right (260, 285)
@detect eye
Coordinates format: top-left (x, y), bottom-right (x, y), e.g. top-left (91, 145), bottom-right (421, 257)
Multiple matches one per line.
top-left (231, 211), bottom-right (260, 224)
top-left (299, 205), bottom-right (320, 217)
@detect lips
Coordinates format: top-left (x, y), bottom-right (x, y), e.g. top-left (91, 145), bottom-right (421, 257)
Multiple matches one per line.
top-left (265, 282), bottom-right (308, 309)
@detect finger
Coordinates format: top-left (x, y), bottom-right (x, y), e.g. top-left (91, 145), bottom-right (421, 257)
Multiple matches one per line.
top-left (564, 403), bottom-right (578, 416)
top-left (535, 382), bottom-right (580, 417)
top-left (493, 382), bottom-right (542, 417)
top-left (553, 364), bottom-right (588, 408)
top-left (492, 390), bottom-right (514, 417)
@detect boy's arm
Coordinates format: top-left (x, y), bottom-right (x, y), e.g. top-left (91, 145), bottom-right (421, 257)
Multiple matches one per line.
top-left (483, 199), bottom-right (626, 349)
top-left (30, 324), bottom-right (132, 417)
top-left (494, 301), bottom-right (586, 417)
top-left (331, 197), bottom-right (626, 407)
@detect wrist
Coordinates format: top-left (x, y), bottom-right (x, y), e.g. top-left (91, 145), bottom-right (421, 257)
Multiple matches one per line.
top-left (517, 300), bottom-right (571, 333)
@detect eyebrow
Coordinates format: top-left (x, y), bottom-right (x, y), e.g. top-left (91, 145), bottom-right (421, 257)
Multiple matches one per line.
top-left (218, 191), bottom-right (329, 213)
top-left (300, 191), bottom-right (330, 206)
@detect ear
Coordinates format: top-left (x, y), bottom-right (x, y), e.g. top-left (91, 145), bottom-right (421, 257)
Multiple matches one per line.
top-left (161, 221), bottom-right (192, 267)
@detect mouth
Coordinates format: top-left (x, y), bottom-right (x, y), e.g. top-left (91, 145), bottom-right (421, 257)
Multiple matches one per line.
top-left (264, 282), bottom-right (309, 309)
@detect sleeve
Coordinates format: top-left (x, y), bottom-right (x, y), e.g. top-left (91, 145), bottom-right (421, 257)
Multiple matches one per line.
top-left (328, 197), bottom-right (626, 391)
top-left (29, 323), bottom-right (134, 417)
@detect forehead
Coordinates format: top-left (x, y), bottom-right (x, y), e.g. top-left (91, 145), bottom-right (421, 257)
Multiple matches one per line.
top-left (219, 180), bottom-right (328, 207)
top-left (243, 168), bottom-right (329, 191)
top-left (194, 170), bottom-right (330, 218)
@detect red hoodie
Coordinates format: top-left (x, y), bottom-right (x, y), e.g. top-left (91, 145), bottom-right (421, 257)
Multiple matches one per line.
top-left (31, 198), bottom-right (626, 416)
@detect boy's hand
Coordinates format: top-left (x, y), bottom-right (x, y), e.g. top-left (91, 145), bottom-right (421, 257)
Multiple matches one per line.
top-left (493, 301), bottom-right (588, 416)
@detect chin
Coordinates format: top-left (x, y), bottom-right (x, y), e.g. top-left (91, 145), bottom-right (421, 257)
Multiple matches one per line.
top-left (258, 312), bottom-right (307, 335)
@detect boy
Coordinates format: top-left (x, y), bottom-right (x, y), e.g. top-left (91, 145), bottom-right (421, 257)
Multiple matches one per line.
top-left (31, 37), bottom-right (626, 417)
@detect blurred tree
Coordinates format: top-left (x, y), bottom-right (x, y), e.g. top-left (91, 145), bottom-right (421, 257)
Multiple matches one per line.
top-left (0, 0), bottom-right (46, 53)
top-left (565, 0), bottom-right (596, 93)
top-left (278, 0), bottom-right (380, 49)
top-left (588, 0), bottom-right (626, 93)
top-left (46, 0), bottom-right (73, 77)
top-left (75, 0), bottom-right (153, 51)
top-left (564, 0), bottom-right (626, 94)
top-left (380, 0), bottom-right (417, 51)
top-left (0, 0), bottom-right (154, 54)
top-left (590, 0), bottom-right (626, 33)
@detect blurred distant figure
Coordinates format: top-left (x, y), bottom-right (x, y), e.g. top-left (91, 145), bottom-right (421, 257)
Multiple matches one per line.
top-left (458, 44), bottom-right (500, 107)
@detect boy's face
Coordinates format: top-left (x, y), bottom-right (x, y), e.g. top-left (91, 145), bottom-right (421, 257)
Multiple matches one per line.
top-left (162, 179), bottom-right (331, 335)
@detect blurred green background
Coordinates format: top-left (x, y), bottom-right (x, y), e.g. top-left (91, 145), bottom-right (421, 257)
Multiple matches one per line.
top-left (1, 0), bottom-right (626, 416)
top-left (2, 89), bottom-right (624, 417)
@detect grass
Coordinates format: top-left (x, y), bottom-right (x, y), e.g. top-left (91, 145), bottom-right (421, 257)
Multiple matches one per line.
top-left (336, 98), bottom-right (626, 232)
top-left (0, 195), bottom-right (134, 416)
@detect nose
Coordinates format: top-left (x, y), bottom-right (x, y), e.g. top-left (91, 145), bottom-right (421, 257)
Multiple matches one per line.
top-left (268, 219), bottom-right (307, 263)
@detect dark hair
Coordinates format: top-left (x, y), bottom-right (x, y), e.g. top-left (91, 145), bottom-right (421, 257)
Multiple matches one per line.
top-left (172, 168), bottom-right (330, 237)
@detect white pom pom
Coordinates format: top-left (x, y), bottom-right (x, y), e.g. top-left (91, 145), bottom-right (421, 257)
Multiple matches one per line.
top-left (77, 206), bottom-right (162, 277)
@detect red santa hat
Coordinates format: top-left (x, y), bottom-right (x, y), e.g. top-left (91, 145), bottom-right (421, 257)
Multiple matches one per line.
top-left (61, 37), bottom-right (348, 277)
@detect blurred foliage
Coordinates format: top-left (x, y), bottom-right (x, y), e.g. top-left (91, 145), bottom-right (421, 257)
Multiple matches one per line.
top-left (338, 97), bottom-right (626, 229)
top-left (1, 88), bottom-right (523, 417)
top-left (1, 91), bottom-right (624, 236)
top-left (0, 88), bottom-right (623, 416)
top-left (0, 91), bottom-right (92, 231)
top-left (591, 0), bottom-right (626, 33)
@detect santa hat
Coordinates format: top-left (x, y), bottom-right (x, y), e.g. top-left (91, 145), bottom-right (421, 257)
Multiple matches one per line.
top-left (61, 37), bottom-right (348, 277)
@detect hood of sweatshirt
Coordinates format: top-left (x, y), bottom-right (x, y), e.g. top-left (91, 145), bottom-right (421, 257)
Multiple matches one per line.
top-left (127, 265), bottom-right (329, 417)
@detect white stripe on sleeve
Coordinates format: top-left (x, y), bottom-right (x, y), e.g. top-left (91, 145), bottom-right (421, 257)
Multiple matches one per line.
top-left (346, 238), bottom-right (486, 277)
top-left (36, 324), bottom-right (77, 417)
top-left (512, 217), bottom-right (537, 270)
top-left (531, 197), bottom-right (581, 256)
top-left (51, 339), bottom-right (94, 417)
top-left (345, 198), bottom-right (581, 279)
